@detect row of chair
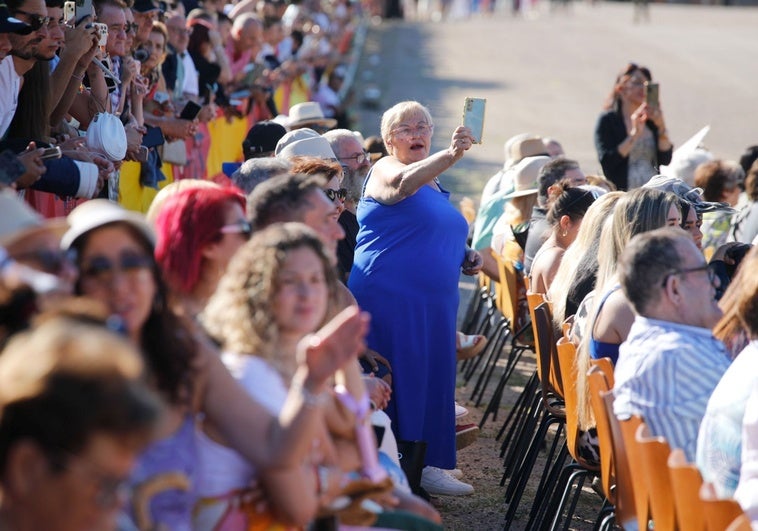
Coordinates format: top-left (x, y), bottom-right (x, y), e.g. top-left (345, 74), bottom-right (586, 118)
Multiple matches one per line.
top-left (588, 356), bottom-right (751, 531)
top-left (461, 267), bottom-right (754, 530)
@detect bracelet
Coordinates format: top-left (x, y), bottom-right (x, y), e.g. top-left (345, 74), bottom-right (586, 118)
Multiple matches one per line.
top-left (294, 382), bottom-right (329, 408)
top-left (72, 71), bottom-right (85, 80)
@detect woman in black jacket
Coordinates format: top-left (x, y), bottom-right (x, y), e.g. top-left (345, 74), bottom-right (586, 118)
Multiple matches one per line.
top-left (594, 63), bottom-right (673, 191)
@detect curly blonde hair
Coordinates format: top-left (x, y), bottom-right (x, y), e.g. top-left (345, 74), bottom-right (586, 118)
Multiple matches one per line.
top-left (202, 223), bottom-right (338, 374)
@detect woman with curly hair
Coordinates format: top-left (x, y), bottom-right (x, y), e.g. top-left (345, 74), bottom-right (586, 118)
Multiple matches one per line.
top-left (62, 200), bottom-right (367, 530)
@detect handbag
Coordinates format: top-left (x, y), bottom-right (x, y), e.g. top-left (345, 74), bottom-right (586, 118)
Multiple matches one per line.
top-left (161, 139), bottom-right (187, 166)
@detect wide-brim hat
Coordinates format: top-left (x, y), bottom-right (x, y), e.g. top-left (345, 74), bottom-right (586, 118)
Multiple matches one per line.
top-left (643, 174), bottom-right (736, 215)
top-left (0, 5), bottom-right (31, 34)
top-left (504, 135), bottom-right (548, 170)
top-left (502, 156), bottom-right (551, 200)
top-left (287, 102), bottom-right (337, 130)
top-left (0, 190), bottom-right (67, 248)
top-left (61, 199), bottom-right (155, 250)
top-left (276, 136), bottom-right (337, 160)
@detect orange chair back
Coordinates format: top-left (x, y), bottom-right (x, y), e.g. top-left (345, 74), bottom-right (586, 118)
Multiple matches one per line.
top-left (701, 482), bottom-right (746, 531)
top-left (667, 448), bottom-right (705, 531)
top-left (557, 338), bottom-right (598, 470)
top-left (602, 390), bottom-right (640, 528)
top-left (636, 423), bottom-right (676, 531)
top-left (618, 413), bottom-right (648, 531)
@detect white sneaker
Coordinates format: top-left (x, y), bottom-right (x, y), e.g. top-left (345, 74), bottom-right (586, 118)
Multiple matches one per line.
top-left (444, 468), bottom-right (463, 479)
top-left (455, 402), bottom-right (468, 419)
top-left (420, 466), bottom-right (474, 496)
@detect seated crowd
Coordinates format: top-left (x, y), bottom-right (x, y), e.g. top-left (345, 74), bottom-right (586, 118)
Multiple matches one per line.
top-left (1, 12), bottom-right (758, 528)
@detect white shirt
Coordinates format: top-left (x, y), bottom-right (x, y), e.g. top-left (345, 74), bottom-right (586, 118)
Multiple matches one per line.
top-left (180, 52), bottom-right (199, 97)
top-left (0, 58), bottom-right (21, 138)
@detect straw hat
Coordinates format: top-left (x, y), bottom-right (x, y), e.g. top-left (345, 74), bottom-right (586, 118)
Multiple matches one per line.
top-left (503, 134), bottom-right (548, 170)
top-left (287, 102), bottom-right (337, 130)
top-left (503, 156), bottom-right (551, 200)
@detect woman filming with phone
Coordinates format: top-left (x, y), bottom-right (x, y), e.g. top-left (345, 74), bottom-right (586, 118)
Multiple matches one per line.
top-left (594, 63), bottom-right (673, 190)
top-left (348, 101), bottom-right (483, 496)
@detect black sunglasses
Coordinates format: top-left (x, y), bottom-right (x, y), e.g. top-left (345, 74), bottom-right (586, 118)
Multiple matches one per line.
top-left (80, 253), bottom-right (153, 284)
top-left (661, 263), bottom-right (716, 288)
top-left (12, 8), bottom-right (50, 30)
top-left (324, 188), bottom-right (347, 201)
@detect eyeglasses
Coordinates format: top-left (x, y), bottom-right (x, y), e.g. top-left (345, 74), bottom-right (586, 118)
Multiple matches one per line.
top-left (661, 263), bottom-right (716, 287)
top-left (125, 21), bottom-right (139, 34)
top-left (52, 451), bottom-right (131, 510)
top-left (339, 150), bottom-right (369, 165)
top-left (324, 188), bottom-right (347, 202)
top-left (219, 220), bottom-right (252, 238)
top-left (80, 253), bottom-right (153, 285)
top-left (13, 249), bottom-right (76, 275)
top-left (391, 123), bottom-right (433, 139)
top-left (12, 8), bottom-right (50, 30)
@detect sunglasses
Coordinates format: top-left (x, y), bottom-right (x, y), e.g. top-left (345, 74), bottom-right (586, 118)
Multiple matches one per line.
top-left (219, 220), bottom-right (253, 239)
top-left (324, 188), bottom-right (347, 202)
top-left (80, 253), bottom-right (153, 285)
top-left (12, 8), bottom-right (50, 30)
top-left (13, 249), bottom-right (76, 275)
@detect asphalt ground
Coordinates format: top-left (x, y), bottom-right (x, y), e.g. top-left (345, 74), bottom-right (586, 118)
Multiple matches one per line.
top-left (352, 1), bottom-right (758, 204)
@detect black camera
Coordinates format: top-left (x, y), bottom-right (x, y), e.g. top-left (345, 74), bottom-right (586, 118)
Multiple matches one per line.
top-left (133, 48), bottom-right (150, 63)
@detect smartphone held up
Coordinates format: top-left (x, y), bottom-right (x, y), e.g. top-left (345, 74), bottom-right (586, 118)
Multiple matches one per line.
top-left (462, 97), bottom-right (486, 144)
top-left (645, 81), bottom-right (659, 110)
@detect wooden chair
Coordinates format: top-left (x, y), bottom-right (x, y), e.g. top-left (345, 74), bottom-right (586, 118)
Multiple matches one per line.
top-left (471, 250), bottom-right (533, 414)
top-left (617, 413), bottom-right (648, 531)
top-left (726, 513), bottom-right (754, 531)
top-left (528, 338), bottom-right (601, 530)
top-left (636, 423), bottom-right (676, 531)
top-left (587, 368), bottom-right (636, 529)
top-left (597, 386), bottom-right (639, 530)
top-left (667, 448), bottom-right (705, 531)
top-left (701, 482), bottom-right (746, 531)
top-left (503, 301), bottom-right (568, 528)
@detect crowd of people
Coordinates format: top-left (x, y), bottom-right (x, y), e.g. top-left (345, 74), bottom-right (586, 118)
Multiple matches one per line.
top-left (0, 0), bottom-right (757, 524)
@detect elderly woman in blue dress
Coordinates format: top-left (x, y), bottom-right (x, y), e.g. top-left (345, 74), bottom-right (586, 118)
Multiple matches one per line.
top-left (348, 101), bottom-right (482, 496)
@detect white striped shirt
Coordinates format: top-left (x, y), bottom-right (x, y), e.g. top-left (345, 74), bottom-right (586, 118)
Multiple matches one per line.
top-left (613, 316), bottom-right (731, 461)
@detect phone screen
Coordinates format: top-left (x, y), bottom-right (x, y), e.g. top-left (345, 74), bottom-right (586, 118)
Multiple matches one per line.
top-left (179, 101), bottom-right (202, 121)
top-left (645, 82), bottom-right (659, 109)
top-left (462, 97), bottom-right (486, 144)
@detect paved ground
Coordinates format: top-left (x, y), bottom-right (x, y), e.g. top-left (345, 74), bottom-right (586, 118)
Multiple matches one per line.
top-left (353, 1), bottom-right (758, 203)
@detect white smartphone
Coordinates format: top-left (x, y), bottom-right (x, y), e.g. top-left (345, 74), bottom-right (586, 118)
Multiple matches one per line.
top-left (462, 97), bottom-right (486, 144)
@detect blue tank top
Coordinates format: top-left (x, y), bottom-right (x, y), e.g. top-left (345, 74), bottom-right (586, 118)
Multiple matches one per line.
top-left (589, 285), bottom-right (622, 365)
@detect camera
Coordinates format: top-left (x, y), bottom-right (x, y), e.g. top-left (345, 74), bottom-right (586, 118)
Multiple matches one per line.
top-left (133, 47), bottom-right (150, 63)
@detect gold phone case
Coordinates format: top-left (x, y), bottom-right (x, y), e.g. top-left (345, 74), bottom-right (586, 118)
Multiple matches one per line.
top-left (462, 97), bottom-right (486, 144)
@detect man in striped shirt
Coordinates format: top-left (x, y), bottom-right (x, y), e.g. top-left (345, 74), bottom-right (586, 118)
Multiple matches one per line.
top-left (613, 227), bottom-right (731, 461)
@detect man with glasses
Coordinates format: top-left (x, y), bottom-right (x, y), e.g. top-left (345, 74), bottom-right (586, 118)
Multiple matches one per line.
top-left (0, 0), bottom-right (48, 136)
top-left (323, 128), bottom-right (371, 282)
top-left (613, 226), bottom-right (731, 461)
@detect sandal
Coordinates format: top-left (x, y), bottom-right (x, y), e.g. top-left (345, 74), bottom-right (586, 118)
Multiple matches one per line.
top-left (456, 333), bottom-right (487, 361)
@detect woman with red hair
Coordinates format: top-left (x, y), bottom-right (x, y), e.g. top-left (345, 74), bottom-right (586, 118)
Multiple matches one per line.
top-left (154, 185), bottom-right (249, 318)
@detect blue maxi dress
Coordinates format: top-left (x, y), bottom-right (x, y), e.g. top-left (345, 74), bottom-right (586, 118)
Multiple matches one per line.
top-left (348, 174), bottom-right (468, 469)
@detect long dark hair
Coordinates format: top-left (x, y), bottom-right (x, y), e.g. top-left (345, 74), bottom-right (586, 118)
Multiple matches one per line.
top-left (603, 62), bottom-right (652, 112)
top-left (72, 222), bottom-right (197, 406)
